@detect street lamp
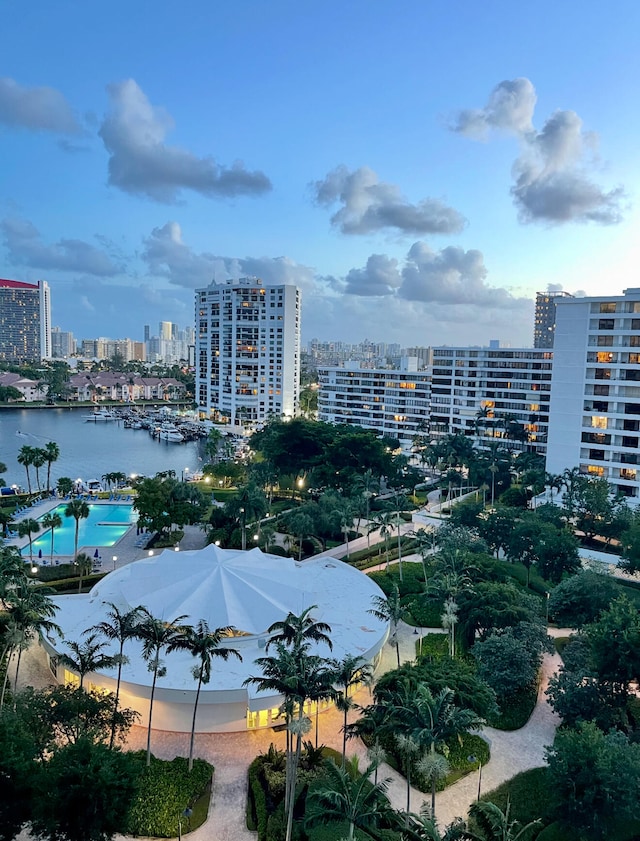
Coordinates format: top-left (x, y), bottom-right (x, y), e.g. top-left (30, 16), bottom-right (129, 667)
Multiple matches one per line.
top-left (112, 555), bottom-right (118, 570)
top-left (467, 755), bottom-right (482, 801)
top-left (148, 550), bottom-right (154, 557)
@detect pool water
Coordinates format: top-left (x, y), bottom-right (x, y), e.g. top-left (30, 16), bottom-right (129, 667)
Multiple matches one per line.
top-left (22, 504), bottom-right (136, 558)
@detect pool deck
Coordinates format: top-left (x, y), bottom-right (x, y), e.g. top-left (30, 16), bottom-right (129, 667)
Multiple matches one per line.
top-left (5, 496), bottom-right (200, 571)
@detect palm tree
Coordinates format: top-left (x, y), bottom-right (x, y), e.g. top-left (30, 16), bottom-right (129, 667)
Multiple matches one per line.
top-left (134, 608), bottom-right (188, 766)
top-left (58, 632), bottom-right (120, 690)
top-left (266, 605), bottom-right (333, 653)
top-left (5, 587), bottom-right (60, 708)
top-left (90, 602), bottom-right (144, 748)
top-left (330, 654), bottom-right (373, 766)
top-left (441, 598), bottom-right (459, 658)
top-left (224, 483), bottom-right (267, 550)
top-left (171, 620), bottom-right (242, 771)
top-left (31, 447), bottom-right (47, 492)
top-left (369, 509), bottom-right (395, 569)
top-left (44, 441), bottom-right (60, 492)
top-left (385, 683), bottom-right (484, 821)
top-left (467, 800), bottom-right (541, 841)
top-left (65, 498), bottom-right (90, 585)
top-left (41, 511), bottom-right (62, 565)
top-left (0, 509), bottom-right (15, 539)
top-left (353, 469), bottom-right (380, 549)
top-left (17, 445), bottom-right (34, 494)
top-left (403, 805), bottom-right (470, 841)
top-left (305, 756), bottom-right (393, 841)
top-left (17, 517), bottom-right (40, 564)
top-left (284, 509), bottom-right (314, 560)
top-left (335, 498), bottom-right (356, 560)
top-left (369, 585), bottom-right (405, 668)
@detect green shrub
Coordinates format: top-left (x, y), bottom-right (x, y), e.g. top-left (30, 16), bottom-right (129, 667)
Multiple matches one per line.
top-left (488, 683), bottom-right (538, 730)
top-left (126, 752), bottom-right (213, 838)
top-left (416, 633), bottom-right (449, 659)
top-left (478, 767), bottom-right (553, 827)
top-left (405, 597), bottom-right (444, 628)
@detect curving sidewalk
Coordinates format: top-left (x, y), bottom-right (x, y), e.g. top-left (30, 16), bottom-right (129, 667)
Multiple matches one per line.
top-left (16, 615), bottom-right (569, 841)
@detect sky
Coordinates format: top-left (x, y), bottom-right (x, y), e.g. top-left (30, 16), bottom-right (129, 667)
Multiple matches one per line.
top-left (1, 0), bottom-right (639, 348)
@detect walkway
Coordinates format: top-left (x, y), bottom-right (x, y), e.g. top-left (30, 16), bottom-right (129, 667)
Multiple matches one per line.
top-left (15, 618), bottom-right (567, 840)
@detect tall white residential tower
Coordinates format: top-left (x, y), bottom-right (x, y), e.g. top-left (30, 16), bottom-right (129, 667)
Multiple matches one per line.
top-left (546, 288), bottom-right (640, 501)
top-left (196, 278), bottom-right (300, 425)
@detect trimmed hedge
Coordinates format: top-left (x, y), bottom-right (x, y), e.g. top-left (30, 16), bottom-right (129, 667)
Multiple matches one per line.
top-left (126, 752), bottom-right (213, 838)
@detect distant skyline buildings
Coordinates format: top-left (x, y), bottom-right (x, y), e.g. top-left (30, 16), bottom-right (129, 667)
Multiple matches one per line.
top-left (0, 278), bottom-right (50, 362)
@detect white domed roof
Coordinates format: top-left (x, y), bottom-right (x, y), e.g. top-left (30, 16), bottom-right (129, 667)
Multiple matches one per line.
top-left (89, 545), bottom-right (316, 636)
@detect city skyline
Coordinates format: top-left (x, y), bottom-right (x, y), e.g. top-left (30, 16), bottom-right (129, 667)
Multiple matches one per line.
top-left (1, 1), bottom-right (639, 346)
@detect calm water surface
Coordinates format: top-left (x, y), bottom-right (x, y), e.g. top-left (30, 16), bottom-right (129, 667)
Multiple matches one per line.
top-left (0, 408), bottom-right (206, 489)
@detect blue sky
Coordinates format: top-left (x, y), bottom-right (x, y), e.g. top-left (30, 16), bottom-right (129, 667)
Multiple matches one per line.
top-left (1, 0), bottom-right (639, 347)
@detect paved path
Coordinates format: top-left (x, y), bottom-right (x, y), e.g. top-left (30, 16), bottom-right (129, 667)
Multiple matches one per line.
top-left (14, 565), bottom-right (569, 840)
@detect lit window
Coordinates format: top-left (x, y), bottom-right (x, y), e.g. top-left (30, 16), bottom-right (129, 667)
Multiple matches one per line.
top-left (591, 416), bottom-right (608, 429)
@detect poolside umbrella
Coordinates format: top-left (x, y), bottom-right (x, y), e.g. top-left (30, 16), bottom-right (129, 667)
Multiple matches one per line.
top-left (94, 548), bottom-right (100, 558)
top-left (38, 549), bottom-right (42, 559)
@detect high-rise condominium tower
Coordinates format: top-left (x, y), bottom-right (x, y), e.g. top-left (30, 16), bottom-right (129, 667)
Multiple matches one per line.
top-left (534, 290), bottom-right (574, 348)
top-left (0, 278), bottom-right (51, 361)
top-left (546, 288), bottom-right (640, 502)
top-left (195, 278), bottom-right (301, 425)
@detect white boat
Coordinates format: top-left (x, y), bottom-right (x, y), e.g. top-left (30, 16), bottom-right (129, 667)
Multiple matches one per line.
top-left (83, 408), bottom-right (116, 422)
top-left (158, 423), bottom-right (184, 443)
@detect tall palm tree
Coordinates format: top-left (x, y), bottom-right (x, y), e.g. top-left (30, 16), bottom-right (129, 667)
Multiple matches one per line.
top-left (330, 654), bottom-right (373, 766)
top-left (171, 620), bottom-right (242, 771)
top-left (266, 604), bottom-right (333, 653)
top-left (369, 585), bottom-right (405, 668)
top-left (467, 800), bottom-right (541, 841)
top-left (441, 597), bottom-right (459, 659)
top-left (225, 482), bottom-right (268, 550)
top-left (17, 445), bottom-right (34, 494)
top-left (91, 602), bottom-right (144, 748)
top-left (31, 448), bottom-right (47, 492)
top-left (353, 469), bottom-right (380, 549)
top-left (44, 441), bottom-right (60, 492)
top-left (369, 509), bottom-right (395, 569)
top-left (59, 632), bottom-right (120, 691)
top-left (41, 511), bottom-right (62, 565)
top-left (6, 587), bottom-right (60, 708)
top-left (246, 643), bottom-right (332, 841)
top-left (335, 498), bottom-right (355, 560)
top-left (134, 608), bottom-right (188, 766)
top-left (390, 493), bottom-right (408, 581)
top-left (17, 518), bottom-right (40, 564)
top-left (385, 683), bottom-right (484, 821)
top-left (65, 498), bottom-right (90, 586)
top-left (0, 509), bottom-right (15, 539)
top-left (304, 756), bottom-right (392, 841)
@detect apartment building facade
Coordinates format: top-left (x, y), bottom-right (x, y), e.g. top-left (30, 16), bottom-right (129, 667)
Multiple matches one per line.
top-left (534, 290), bottom-right (574, 348)
top-left (546, 288), bottom-right (640, 500)
top-left (317, 359), bottom-right (430, 451)
top-left (0, 278), bottom-right (51, 361)
top-left (428, 344), bottom-right (552, 454)
top-left (196, 278), bottom-right (300, 425)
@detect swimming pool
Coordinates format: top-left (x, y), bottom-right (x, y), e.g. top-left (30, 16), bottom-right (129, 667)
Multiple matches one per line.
top-left (22, 504), bottom-right (136, 558)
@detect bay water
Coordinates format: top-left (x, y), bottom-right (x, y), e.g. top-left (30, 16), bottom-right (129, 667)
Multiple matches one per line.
top-left (0, 408), bottom-right (206, 490)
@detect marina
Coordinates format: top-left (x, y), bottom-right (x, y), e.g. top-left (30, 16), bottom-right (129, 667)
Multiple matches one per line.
top-left (0, 407), bottom-right (211, 490)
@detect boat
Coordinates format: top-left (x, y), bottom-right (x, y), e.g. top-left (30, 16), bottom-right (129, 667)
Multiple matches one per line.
top-left (157, 423), bottom-right (184, 443)
top-left (83, 408), bottom-right (116, 422)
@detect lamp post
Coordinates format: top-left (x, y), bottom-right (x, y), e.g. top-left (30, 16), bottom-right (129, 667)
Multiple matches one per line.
top-left (182, 467), bottom-right (189, 483)
top-left (112, 555), bottom-right (118, 570)
top-left (467, 755), bottom-right (482, 801)
top-left (177, 807), bottom-right (193, 841)
top-left (546, 590), bottom-right (550, 624)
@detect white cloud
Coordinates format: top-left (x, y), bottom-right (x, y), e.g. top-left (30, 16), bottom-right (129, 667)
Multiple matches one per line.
top-left (313, 165), bottom-right (466, 235)
top-left (99, 80), bottom-right (272, 203)
top-left (0, 77), bottom-right (81, 134)
top-left (2, 217), bottom-right (122, 276)
top-left (451, 78), bottom-right (625, 225)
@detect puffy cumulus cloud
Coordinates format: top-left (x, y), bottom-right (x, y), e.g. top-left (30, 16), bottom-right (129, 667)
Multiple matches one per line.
top-left (344, 254), bottom-right (401, 296)
top-left (547, 283), bottom-right (564, 293)
top-left (450, 77), bottom-right (536, 138)
top-left (313, 165), bottom-right (465, 236)
top-left (340, 243), bottom-right (524, 310)
top-left (142, 221), bottom-right (317, 293)
top-left (1, 217), bottom-right (122, 276)
top-left (99, 80), bottom-right (272, 203)
top-left (451, 78), bottom-right (625, 225)
top-left (0, 77), bottom-right (81, 134)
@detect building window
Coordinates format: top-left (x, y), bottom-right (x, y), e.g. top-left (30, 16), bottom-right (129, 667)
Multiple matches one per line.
top-left (598, 319), bottom-right (615, 330)
top-left (591, 416), bottom-right (608, 429)
top-left (599, 303), bottom-right (616, 314)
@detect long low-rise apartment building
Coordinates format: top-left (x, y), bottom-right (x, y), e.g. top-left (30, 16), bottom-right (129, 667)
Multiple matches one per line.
top-left (317, 358), bottom-right (430, 451)
top-left (318, 346), bottom-right (552, 457)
